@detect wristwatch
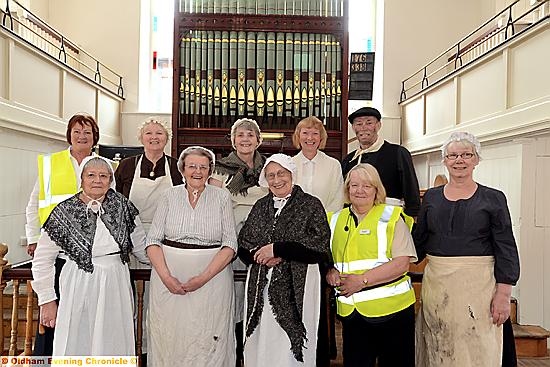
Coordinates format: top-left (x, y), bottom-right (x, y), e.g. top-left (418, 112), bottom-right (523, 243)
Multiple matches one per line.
top-left (362, 276), bottom-right (369, 286)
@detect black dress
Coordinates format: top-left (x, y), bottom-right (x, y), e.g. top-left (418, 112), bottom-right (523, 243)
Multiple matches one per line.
top-left (414, 184), bottom-right (520, 366)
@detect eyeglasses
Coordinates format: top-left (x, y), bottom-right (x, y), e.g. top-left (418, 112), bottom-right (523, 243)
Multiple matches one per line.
top-left (185, 164), bottom-right (210, 172)
top-left (445, 152), bottom-right (475, 160)
top-left (265, 169), bottom-right (290, 181)
top-left (84, 173), bottom-right (111, 180)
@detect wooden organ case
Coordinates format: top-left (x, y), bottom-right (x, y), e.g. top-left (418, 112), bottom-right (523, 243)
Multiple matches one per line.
top-left (171, 0), bottom-right (349, 159)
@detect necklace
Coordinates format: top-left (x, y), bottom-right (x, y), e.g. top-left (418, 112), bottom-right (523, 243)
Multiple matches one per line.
top-left (149, 170), bottom-right (155, 177)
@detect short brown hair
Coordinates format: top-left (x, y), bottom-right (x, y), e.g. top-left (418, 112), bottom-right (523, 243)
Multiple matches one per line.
top-left (344, 164), bottom-right (386, 204)
top-left (292, 116), bottom-right (328, 150)
top-left (66, 113), bottom-right (100, 146)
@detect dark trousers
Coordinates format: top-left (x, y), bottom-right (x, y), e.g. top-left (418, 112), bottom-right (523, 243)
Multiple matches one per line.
top-left (502, 317), bottom-right (517, 367)
top-left (33, 257), bottom-right (65, 356)
top-left (340, 305), bottom-right (415, 367)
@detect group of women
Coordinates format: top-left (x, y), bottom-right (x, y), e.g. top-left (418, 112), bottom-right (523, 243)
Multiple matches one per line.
top-left (29, 113), bottom-right (519, 367)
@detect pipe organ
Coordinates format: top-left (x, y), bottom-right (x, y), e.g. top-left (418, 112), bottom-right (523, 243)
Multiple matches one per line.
top-left (172, 0), bottom-right (348, 157)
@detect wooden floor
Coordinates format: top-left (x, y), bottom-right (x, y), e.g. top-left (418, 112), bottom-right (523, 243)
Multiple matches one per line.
top-left (328, 320), bottom-right (550, 367)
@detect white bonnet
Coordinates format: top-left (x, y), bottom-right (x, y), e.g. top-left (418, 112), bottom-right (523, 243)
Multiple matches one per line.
top-left (258, 153), bottom-right (297, 187)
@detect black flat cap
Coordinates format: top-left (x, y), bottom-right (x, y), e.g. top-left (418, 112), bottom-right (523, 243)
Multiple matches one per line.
top-left (348, 107), bottom-right (382, 123)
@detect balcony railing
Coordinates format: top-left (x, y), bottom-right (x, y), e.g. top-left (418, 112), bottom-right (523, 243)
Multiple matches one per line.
top-left (1, 0), bottom-right (124, 98)
top-left (399, 0), bottom-right (549, 103)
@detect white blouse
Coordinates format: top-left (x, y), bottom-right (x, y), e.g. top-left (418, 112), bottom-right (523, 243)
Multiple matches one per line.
top-left (292, 150), bottom-right (345, 212)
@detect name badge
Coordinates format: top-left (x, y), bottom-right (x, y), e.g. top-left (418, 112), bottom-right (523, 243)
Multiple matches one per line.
top-left (359, 229), bottom-right (371, 235)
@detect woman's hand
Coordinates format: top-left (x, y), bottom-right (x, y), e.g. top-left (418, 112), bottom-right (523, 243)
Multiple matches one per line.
top-left (491, 283), bottom-right (512, 326)
top-left (40, 301), bottom-right (57, 328)
top-left (253, 244), bottom-right (275, 265)
top-left (265, 257), bottom-right (282, 268)
top-left (27, 243), bottom-right (37, 257)
top-left (160, 274), bottom-right (186, 295)
top-left (326, 268), bottom-right (341, 287)
top-left (338, 273), bottom-right (367, 297)
top-left (182, 274), bottom-right (208, 292)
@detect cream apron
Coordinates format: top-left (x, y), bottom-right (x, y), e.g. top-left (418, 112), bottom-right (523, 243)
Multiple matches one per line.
top-left (128, 155), bottom-right (173, 354)
top-left (129, 155), bottom-right (173, 235)
top-left (416, 255), bottom-right (502, 367)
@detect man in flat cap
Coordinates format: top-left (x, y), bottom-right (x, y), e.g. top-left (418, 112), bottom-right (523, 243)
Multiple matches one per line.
top-left (342, 107), bottom-right (421, 217)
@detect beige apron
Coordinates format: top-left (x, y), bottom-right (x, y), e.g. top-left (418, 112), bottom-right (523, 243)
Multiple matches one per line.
top-left (416, 255), bottom-right (502, 367)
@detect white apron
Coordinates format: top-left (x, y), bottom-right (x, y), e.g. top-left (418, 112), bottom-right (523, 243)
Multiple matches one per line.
top-left (53, 219), bottom-right (135, 356)
top-left (243, 264), bottom-right (320, 367)
top-left (148, 246), bottom-right (236, 367)
top-left (129, 155), bottom-right (173, 235)
top-left (416, 255), bottom-right (502, 367)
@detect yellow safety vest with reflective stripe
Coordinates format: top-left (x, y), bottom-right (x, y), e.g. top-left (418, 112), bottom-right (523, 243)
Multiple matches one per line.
top-left (37, 150), bottom-right (78, 225)
top-left (328, 204), bottom-right (415, 318)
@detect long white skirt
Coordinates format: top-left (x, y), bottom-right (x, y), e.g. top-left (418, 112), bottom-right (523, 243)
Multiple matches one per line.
top-left (244, 264), bottom-right (320, 367)
top-left (148, 246), bottom-right (235, 367)
top-left (53, 233), bottom-right (135, 355)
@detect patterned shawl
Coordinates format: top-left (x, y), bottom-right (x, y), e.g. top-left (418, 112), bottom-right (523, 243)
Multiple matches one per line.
top-left (43, 189), bottom-right (139, 273)
top-left (238, 185), bottom-right (331, 361)
top-left (214, 151), bottom-right (265, 196)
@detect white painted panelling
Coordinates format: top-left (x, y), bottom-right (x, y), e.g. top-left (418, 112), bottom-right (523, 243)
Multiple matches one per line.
top-left (12, 46), bottom-right (61, 117)
top-left (63, 73), bottom-right (96, 119)
top-left (411, 154), bottom-right (429, 190)
top-left (544, 226), bottom-right (550, 329)
top-left (459, 56), bottom-right (504, 123)
top-left (0, 127), bottom-right (67, 265)
top-left (425, 81), bottom-right (455, 134)
top-left (97, 92), bottom-right (122, 144)
top-left (535, 156), bottom-right (550, 227)
top-left (518, 225), bottom-right (545, 324)
top-left (403, 96), bottom-right (424, 142)
top-left (0, 215), bottom-right (30, 265)
top-left (0, 34), bottom-right (6, 99)
top-left (380, 116), bottom-right (402, 145)
top-left (474, 143), bottom-right (522, 225)
top-left (509, 29), bottom-right (550, 107)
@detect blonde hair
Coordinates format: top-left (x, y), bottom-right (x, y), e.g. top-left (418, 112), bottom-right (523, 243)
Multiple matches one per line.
top-left (292, 116), bottom-right (328, 150)
top-left (344, 164), bottom-right (386, 205)
top-left (137, 117), bottom-right (172, 144)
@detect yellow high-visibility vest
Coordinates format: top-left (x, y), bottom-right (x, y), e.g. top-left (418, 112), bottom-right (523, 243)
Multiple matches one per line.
top-left (328, 204), bottom-right (415, 318)
top-left (37, 149), bottom-right (78, 225)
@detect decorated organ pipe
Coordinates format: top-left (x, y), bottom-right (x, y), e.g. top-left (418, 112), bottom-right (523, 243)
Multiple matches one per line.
top-left (176, 0), bottom-right (345, 130)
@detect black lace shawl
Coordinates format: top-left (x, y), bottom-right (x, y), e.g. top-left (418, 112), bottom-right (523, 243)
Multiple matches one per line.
top-left (214, 151), bottom-right (265, 196)
top-left (238, 185), bottom-right (331, 361)
top-left (43, 189), bottom-right (139, 273)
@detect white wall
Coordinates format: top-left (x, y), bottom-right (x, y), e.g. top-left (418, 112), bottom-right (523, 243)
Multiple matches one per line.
top-left (374, 0), bottom-right (489, 144)
top-left (31, 0), bottom-right (142, 113)
top-left (0, 128), bottom-right (66, 264)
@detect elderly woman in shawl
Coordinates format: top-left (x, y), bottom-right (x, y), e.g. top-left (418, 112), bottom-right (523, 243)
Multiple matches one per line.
top-left (238, 153), bottom-right (331, 367)
top-left (31, 156), bottom-right (148, 355)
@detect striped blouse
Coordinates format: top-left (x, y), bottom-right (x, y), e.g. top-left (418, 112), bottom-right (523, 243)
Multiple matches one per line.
top-left (146, 184), bottom-right (238, 251)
